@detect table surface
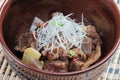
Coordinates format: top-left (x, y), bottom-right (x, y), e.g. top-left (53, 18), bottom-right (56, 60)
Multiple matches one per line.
top-left (0, 0), bottom-right (120, 80)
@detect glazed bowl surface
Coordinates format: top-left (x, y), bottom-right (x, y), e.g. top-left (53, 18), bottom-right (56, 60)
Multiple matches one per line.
top-left (0, 0), bottom-right (120, 80)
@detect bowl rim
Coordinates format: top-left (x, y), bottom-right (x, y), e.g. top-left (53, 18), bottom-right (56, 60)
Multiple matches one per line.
top-left (0, 0), bottom-right (120, 76)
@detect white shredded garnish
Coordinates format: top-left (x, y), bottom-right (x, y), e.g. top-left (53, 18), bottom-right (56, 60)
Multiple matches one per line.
top-left (31, 13), bottom-right (88, 54)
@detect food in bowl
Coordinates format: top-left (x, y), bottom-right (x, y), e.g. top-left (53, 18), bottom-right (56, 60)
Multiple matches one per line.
top-left (14, 12), bottom-right (102, 72)
top-left (1, 0), bottom-right (120, 79)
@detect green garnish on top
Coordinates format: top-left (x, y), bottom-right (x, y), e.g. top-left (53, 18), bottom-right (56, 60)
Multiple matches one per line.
top-left (58, 22), bottom-right (65, 27)
top-left (51, 20), bottom-right (56, 26)
top-left (69, 50), bottom-right (75, 56)
top-left (40, 60), bottom-right (44, 66)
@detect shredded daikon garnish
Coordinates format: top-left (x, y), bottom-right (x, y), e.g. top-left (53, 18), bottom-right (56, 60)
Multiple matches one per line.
top-left (31, 13), bottom-right (88, 54)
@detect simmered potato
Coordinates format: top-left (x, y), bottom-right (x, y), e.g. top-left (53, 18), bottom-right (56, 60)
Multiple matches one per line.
top-left (22, 48), bottom-right (41, 64)
top-left (29, 58), bottom-right (43, 69)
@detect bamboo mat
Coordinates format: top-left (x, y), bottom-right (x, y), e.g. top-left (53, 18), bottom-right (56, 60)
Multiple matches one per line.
top-left (0, 43), bottom-right (21, 80)
top-left (0, 0), bottom-right (120, 80)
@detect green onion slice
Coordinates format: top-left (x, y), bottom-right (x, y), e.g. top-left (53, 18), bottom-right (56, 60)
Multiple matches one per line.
top-left (69, 50), bottom-right (75, 56)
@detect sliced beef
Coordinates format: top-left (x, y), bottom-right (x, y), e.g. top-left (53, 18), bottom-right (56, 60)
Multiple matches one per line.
top-left (42, 48), bottom-right (59, 60)
top-left (86, 25), bottom-right (98, 38)
top-left (68, 48), bottom-right (87, 71)
top-left (15, 32), bottom-right (36, 52)
top-left (43, 60), bottom-right (69, 72)
top-left (81, 38), bottom-right (92, 54)
top-left (58, 47), bottom-right (87, 60)
top-left (69, 44), bottom-right (101, 71)
top-left (69, 59), bottom-right (84, 71)
top-left (86, 25), bottom-right (102, 46)
top-left (82, 44), bottom-right (101, 69)
top-left (42, 47), bottom-right (69, 60)
top-left (42, 47), bottom-right (87, 61)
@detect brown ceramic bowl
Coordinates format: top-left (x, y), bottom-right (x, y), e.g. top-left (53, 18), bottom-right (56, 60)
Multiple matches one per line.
top-left (0, 0), bottom-right (120, 80)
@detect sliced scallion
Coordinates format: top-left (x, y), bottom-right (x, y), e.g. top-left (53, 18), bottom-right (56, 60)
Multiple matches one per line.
top-left (69, 50), bottom-right (75, 56)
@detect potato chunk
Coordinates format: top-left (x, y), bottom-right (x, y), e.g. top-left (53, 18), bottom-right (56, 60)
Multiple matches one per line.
top-left (22, 48), bottom-right (41, 64)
